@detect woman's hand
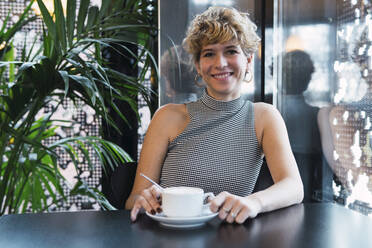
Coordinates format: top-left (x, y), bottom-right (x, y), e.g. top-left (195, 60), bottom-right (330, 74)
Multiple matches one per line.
top-left (209, 191), bottom-right (262, 224)
top-left (130, 185), bottom-right (163, 222)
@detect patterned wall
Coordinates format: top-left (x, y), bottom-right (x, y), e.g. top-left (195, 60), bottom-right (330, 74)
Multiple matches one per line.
top-left (332, 0), bottom-right (372, 215)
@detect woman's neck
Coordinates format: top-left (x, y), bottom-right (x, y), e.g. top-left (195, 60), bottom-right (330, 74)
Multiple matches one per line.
top-left (206, 88), bottom-right (241, 102)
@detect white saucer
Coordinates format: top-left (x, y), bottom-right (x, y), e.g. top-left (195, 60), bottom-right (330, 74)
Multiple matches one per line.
top-left (146, 210), bottom-right (218, 229)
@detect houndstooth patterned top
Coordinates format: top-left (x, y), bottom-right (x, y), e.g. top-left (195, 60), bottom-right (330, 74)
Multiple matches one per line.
top-left (159, 91), bottom-right (264, 196)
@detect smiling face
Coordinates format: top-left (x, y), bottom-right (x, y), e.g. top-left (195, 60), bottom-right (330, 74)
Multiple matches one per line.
top-left (195, 40), bottom-right (251, 101)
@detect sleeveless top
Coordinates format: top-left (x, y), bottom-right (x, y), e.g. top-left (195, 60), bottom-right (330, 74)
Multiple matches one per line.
top-left (159, 91), bottom-right (264, 196)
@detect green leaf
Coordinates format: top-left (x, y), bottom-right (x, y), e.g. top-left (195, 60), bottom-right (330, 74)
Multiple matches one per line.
top-left (126, 0), bottom-right (140, 10)
top-left (100, 24), bottom-right (152, 32)
top-left (25, 35), bottom-right (40, 61)
top-left (66, 0), bottom-right (77, 47)
top-left (76, 0), bottom-right (90, 38)
top-left (38, 170), bottom-right (58, 203)
top-left (3, 44), bottom-right (15, 82)
top-left (90, 142), bottom-right (106, 172)
top-left (37, 0), bottom-right (57, 41)
top-left (70, 180), bottom-right (116, 210)
top-left (60, 143), bottom-right (79, 169)
top-left (76, 140), bottom-right (93, 170)
top-left (68, 74), bottom-right (96, 105)
top-left (3, 1), bottom-right (36, 42)
top-left (111, 100), bottom-right (130, 128)
top-left (59, 70), bottom-right (69, 98)
top-left (20, 181), bottom-right (31, 213)
top-left (39, 161), bottom-right (66, 198)
top-left (98, 0), bottom-right (110, 20)
top-left (86, 6), bottom-right (99, 31)
top-left (31, 169), bottom-right (43, 212)
top-left (0, 11), bottom-right (10, 35)
top-left (54, 0), bottom-right (67, 52)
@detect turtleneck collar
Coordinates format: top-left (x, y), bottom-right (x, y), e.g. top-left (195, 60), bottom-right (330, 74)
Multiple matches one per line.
top-left (200, 89), bottom-right (244, 111)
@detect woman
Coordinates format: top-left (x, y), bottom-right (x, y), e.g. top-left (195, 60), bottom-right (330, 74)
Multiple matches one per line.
top-left (125, 6), bottom-right (303, 224)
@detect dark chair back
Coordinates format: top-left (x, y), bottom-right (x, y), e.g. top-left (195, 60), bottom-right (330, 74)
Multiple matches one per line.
top-left (253, 159), bottom-right (274, 193)
top-left (108, 162), bottom-right (137, 209)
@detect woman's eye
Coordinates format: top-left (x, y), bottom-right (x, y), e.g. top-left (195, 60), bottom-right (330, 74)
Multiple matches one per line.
top-left (203, 52), bottom-right (213, 57)
top-left (226, 50), bottom-right (238, 55)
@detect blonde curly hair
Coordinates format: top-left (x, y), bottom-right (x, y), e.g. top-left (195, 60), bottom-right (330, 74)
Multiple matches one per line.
top-left (183, 6), bottom-right (261, 63)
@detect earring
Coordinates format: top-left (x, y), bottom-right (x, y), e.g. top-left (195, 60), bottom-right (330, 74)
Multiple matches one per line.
top-left (245, 70), bottom-right (253, 82)
top-left (194, 74), bottom-right (203, 87)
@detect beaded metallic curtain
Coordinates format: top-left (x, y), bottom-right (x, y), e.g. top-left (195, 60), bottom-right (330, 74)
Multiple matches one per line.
top-left (332, 0), bottom-right (372, 215)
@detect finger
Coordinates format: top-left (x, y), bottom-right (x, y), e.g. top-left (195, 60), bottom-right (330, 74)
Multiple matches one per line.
top-left (218, 207), bottom-right (229, 220)
top-left (205, 193), bottom-right (215, 203)
top-left (150, 186), bottom-right (163, 213)
top-left (150, 185), bottom-right (162, 199)
top-left (220, 197), bottom-right (235, 213)
top-left (234, 212), bottom-right (247, 224)
top-left (138, 195), bottom-right (155, 215)
top-left (235, 206), bottom-right (251, 224)
top-left (130, 202), bottom-right (142, 222)
top-left (210, 191), bottom-right (229, 212)
top-left (226, 203), bottom-right (242, 224)
top-left (142, 190), bottom-right (160, 214)
top-left (218, 198), bottom-right (235, 221)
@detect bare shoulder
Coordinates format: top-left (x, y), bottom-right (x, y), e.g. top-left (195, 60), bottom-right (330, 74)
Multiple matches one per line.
top-left (153, 103), bottom-right (188, 123)
top-left (253, 102), bottom-right (282, 124)
top-left (150, 103), bottom-right (189, 142)
top-left (253, 102), bottom-right (282, 146)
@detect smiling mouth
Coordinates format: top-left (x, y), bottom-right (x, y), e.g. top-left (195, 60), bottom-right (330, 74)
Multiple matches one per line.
top-left (212, 72), bottom-right (233, 79)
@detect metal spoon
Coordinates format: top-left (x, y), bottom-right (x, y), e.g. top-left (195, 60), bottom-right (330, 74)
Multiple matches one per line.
top-left (140, 173), bottom-right (164, 192)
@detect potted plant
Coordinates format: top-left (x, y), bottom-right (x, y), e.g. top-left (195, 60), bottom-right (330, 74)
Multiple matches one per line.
top-left (0, 0), bottom-right (157, 215)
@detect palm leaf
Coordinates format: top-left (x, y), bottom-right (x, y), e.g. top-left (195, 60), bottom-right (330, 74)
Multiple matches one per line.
top-left (36, 0), bottom-right (57, 42)
top-left (54, 0), bottom-right (67, 52)
top-left (70, 180), bottom-right (116, 210)
top-left (66, 0), bottom-right (77, 47)
top-left (3, 1), bottom-right (37, 43)
top-left (0, 11), bottom-right (10, 36)
top-left (86, 6), bottom-right (99, 31)
top-left (76, 0), bottom-right (90, 37)
top-left (97, 0), bottom-right (110, 20)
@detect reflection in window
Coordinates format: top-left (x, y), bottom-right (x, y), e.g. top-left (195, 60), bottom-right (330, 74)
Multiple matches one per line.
top-left (275, 0), bottom-right (372, 216)
top-left (278, 24), bottom-right (333, 109)
top-left (275, 23), bottom-right (334, 204)
top-left (318, 1), bottom-right (372, 216)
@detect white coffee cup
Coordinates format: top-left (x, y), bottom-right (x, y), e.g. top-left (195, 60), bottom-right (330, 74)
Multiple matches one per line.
top-left (161, 186), bottom-right (214, 218)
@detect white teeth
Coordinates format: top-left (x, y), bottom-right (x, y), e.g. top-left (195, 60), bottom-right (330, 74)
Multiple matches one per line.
top-left (213, 73), bottom-right (231, 78)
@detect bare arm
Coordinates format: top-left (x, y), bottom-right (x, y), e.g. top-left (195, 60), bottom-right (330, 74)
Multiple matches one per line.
top-left (251, 103), bottom-right (304, 213)
top-left (209, 103), bottom-right (303, 223)
top-left (317, 106), bottom-right (336, 169)
top-left (125, 103), bottom-right (189, 220)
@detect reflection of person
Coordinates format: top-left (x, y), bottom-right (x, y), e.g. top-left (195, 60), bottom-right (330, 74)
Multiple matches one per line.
top-left (281, 50), bottom-right (322, 202)
top-left (126, 6), bottom-right (304, 224)
top-left (318, 24), bottom-right (372, 196)
top-left (160, 45), bottom-right (200, 104)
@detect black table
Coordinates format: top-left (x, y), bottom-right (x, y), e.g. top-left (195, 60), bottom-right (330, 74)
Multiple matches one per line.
top-left (0, 203), bottom-right (371, 248)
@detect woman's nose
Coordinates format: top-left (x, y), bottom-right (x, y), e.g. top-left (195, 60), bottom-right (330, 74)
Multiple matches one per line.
top-left (214, 54), bottom-right (228, 68)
